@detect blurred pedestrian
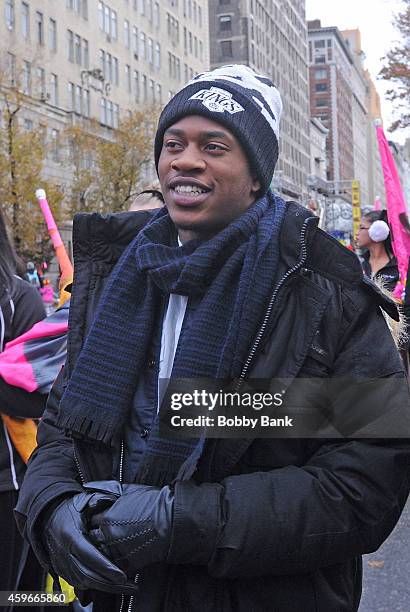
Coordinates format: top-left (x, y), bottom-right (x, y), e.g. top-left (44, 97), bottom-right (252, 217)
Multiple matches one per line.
top-left (24, 261), bottom-right (43, 290)
top-left (0, 213), bottom-right (46, 603)
top-left (128, 187), bottom-right (164, 211)
top-left (357, 210), bottom-right (399, 291)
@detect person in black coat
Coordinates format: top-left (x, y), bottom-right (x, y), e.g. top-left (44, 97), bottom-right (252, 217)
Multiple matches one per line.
top-left (0, 212), bottom-right (46, 602)
top-left (16, 66), bottom-right (410, 612)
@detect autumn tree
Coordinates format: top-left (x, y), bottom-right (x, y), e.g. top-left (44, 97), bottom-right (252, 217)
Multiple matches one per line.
top-left (379, 0), bottom-right (410, 131)
top-left (0, 61), bottom-right (63, 264)
top-left (64, 107), bottom-right (160, 216)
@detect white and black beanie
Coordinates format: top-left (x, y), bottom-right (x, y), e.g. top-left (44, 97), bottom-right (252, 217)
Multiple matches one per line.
top-left (154, 64), bottom-right (283, 196)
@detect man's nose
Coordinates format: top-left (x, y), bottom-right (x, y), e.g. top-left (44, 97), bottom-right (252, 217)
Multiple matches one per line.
top-left (170, 145), bottom-right (206, 172)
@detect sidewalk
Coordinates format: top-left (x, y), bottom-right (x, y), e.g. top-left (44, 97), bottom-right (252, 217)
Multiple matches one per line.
top-left (360, 498), bottom-right (410, 611)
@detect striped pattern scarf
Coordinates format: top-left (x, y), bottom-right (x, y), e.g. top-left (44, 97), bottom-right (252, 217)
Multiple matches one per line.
top-left (57, 191), bottom-right (286, 485)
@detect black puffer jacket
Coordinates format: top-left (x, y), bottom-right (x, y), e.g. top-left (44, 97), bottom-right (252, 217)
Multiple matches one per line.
top-left (16, 203), bottom-right (410, 612)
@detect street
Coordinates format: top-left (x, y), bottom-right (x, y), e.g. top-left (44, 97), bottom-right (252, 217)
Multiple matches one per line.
top-left (360, 498), bottom-right (410, 611)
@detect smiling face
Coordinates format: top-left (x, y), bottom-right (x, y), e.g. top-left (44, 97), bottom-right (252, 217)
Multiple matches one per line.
top-left (158, 115), bottom-right (261, 242)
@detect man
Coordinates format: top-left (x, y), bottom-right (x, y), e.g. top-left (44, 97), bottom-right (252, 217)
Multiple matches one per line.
top-left (16, 66), bottom-right (410, 612)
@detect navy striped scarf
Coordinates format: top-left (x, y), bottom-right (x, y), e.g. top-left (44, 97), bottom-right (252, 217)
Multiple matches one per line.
top-left (58, 191), bottom-right (286, 485)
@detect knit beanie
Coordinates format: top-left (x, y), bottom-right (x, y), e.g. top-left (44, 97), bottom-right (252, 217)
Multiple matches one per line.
top-left (154, 65), bottom-right (282, 196)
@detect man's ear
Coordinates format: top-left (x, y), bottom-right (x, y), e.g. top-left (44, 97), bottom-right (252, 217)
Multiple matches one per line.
top-left (251, 178), bottom-right (261, 194)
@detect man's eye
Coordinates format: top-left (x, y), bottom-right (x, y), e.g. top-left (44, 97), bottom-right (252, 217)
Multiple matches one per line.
top-left (164, 141), bottom-right (182, 149)
top-left (206, 143), bottom-right (225, 151)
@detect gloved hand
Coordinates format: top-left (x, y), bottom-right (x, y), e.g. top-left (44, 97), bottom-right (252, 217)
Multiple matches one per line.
top-left (86, 482), bottom-right (174, 576)
top-left (44, 486), bottom-right (140, 594)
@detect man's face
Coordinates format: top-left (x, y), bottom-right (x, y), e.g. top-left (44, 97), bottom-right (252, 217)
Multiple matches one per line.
top-left (158, 115), bottom-right (261, 242)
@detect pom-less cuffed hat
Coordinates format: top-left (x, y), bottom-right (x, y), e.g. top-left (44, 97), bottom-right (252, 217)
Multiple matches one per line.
top-left (154, 65), bottom-right (283, 196)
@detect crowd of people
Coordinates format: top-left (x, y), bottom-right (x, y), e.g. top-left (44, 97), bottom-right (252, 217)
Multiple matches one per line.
top-left (1, 65), bottom-right (410, 612)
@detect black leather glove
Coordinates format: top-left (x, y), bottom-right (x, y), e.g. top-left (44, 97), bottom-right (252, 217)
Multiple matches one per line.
top-left (44, 487), bottom-right (139, 594)
top-left (86, 482), bottom-right (173, 576)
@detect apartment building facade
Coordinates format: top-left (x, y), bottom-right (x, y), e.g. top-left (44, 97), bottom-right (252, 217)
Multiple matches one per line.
top-left (1, 0), bottom-right (210, 185)
top-left (340, 29), bottom-right (369, 205)
top-left (208, 0), bottom-right (311, 201)
top-left (308, 20), bottom-right (354, 190)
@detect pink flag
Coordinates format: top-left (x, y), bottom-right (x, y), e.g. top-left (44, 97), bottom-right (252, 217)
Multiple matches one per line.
top-left (375, 125), bottom-right (410, 299)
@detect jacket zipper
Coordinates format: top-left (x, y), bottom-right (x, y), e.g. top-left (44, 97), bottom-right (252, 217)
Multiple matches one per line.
top-left (237, 216), bottom-right (314, 389)
top-left (73, 445), bottom-right (85, 485)
top-left (118, 439), bottom-right (140, 612)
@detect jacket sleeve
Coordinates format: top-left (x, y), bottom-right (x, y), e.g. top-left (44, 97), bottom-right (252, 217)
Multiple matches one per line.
top-left (0, 377), bottom-right (47, 418)
top-left (168, 292), bottom-right (410, 578)
top-left (12, 280), bottom-right (46, 338)
top-left (14, 368), bottom-right (84, 566)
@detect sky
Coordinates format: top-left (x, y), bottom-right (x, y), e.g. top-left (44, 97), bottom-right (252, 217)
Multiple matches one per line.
top-left (305, 0), bottom-right (408, 144)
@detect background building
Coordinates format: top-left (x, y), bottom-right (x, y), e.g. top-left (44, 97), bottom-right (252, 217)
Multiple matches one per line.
top-left (308, 20), bottom-right (354, 190)
top-left (208, 0), bottom-right (311, 201)
top-left (0, 0), bottom-right (210, 186)
top-left (340, 29), bottom-right (369, 205)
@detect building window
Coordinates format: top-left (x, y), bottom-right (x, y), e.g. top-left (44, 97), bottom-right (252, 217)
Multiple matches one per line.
top-left (111, 9), bottom-right (117, 39)
top-left (98, 1), bottom-right (104, 29)
top-left (68, 30), bottom-right (74, 62)
top-left (133, 26), bottom-right (139, 57)
top-left (75, 34), bottom-right (82, 64)
top-left (124, 19), bottom-right (130, 48)
top-left (22, 2), bottom-right (29, 38)
top-left (99, 2), bottom-right (117, 39)
top-left (37, 66), bottom-right (46, 98)
top-left (75, 84), bottom-right (82, 114)
top-left (50, 73), bottom-right (58, 105)
top-left (51, 128), bottom-right (60, 162)
top-left (7, 52), bottom-right (16, 84)
top-left (315, 83), bottom-right (327, 92)
top-left (49, 19), bottom-right (57, 52)
top-left (125, 64), bottom-right (131, 92)
top-left (316, 98), bottom-right (328, 107)
top-left (150, 78), bottom-right (154, 102)
top-left (314, 40), bottom-right (325, 48)
top-left (100, 97), bottom-right (107, 124)
top-left (314, 69), bottom-right (327, 79)
top-left (5, 0), bottom-right (14, 30)
top-left (83, 89), bottom-right (90, 117)
top-left (83, 39), bottom-right (89, 68)
top-left (68, 82), bottom-right (75, 110)
top-left (219, 15), bottom-right (231, 31)
top-left (198, 5), bottom-right (202, 27)
top-left (36, 11), bottom-right (44, 45)
top-left (142, 74), bottom-right (147, 101)
top-left (154, 2), bottom-right (160, 27)
top-left (148, 38), bottom-right (153, 65)
top-left (140, 32), bottom-right (146, 59)
top-left (133, 70), bottom-right (139, 100)
top-left (220, 40), bottom-right (233, 58)
top-left (107, 99), bottom-right (113, 126)
top-left (156, 83), bottom-right (162, 103)
top-left (155, 42), bottom-right (161, 69)
top-left (113, 57), bottom-right (119, 85)
top-left (22, 60), bottom-right (31, 94)
top-left (24, 118), bottom-right (33, 131)
top-left (114, 103), bottom-right (119, 128)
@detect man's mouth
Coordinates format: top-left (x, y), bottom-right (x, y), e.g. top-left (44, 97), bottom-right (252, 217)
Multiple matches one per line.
top-left (173, 184), bottom-right (208, 196)
top-left (168, 179), bottom-right (212, 206)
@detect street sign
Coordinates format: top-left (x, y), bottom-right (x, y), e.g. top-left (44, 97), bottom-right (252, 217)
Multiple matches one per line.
top-left (351, 180), bottom-right (361, 240)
